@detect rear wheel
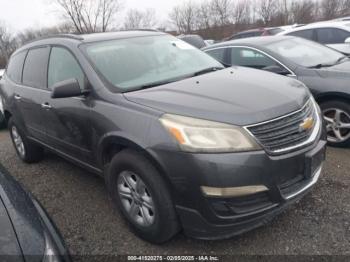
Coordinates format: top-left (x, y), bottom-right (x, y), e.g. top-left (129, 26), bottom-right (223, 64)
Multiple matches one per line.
top-left (8, 118), bottom-right (44, 163)
top-left (105, 149), bottom-right (180, 243)
top-left (320, 100), bottom-right (350, 147)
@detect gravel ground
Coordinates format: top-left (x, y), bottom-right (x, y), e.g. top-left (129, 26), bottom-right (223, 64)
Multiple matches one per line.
top-left (0, 129), bottom-right (349, 257)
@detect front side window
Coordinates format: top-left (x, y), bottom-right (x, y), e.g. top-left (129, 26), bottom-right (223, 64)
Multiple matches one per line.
top-left (48, 47), bottom-right (85, 89)
top-left (316, 28), bottom-right (350, 44)
top-left (287, 29), bottom-right (315, 40)
top-left (265, 37), bottom-right (344, 67)
top-left (82, 35), bottom-right (222, 92)
top-left (6, 51), bottom-right (27, 84)
top-left (230, 47), bottom-right (280, 70)
top-left (22, 47), bottom-right (50, 88)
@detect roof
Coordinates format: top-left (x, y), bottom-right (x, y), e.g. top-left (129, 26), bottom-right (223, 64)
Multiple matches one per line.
top-left (203, 35), bottom-right (295, 50)
top-left (279, 21), bottom-right (350, 35)
top-left (14, 30), bottom-right (165, 54)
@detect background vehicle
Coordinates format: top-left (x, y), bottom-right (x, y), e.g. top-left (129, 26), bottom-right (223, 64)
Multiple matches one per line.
top-left (278, 21), bottom-right (350, 55)
top-left (226, 25), bottom-right (303, 41)
top-left (0, 69), bottom-right (5, 128)
top-left (0, 164), bottom-right (70, 261)
top-left (204, 35), bottom-right (350, 147)
top-left (177, 34), bottom-right (207, 48)
top-left (0, 31), bottom-right (325, 243)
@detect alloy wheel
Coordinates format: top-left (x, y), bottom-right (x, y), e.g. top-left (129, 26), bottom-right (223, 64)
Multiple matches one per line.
top-left (117, 171), bottom-right (155, 227)
top-left (323, 108), bottom-right (350, 143)
top-left (11, 126), bottom-right (25, 158)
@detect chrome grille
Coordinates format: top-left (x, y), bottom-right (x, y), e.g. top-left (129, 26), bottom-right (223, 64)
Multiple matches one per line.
top-left (247, 100), bottom-right (319, 154)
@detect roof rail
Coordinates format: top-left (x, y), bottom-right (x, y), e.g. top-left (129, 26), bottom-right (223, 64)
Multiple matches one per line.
top-left (24, 34), bottom-right (84, 45)
top-left (120, 28), bottom-right (160, 32)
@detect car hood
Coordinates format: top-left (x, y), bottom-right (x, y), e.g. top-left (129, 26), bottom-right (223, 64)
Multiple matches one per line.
top-left (0, 199), bottom-right (23, 260)
top-left (124, 67), bottom-right (309, 126)
top-left (315, 61), bottom-right (350, 78)
top-left (0, 165), bottom-right (45, 260)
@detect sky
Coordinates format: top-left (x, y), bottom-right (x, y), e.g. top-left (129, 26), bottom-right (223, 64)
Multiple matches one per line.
top-left (0, 0), bottom-right (189, 32)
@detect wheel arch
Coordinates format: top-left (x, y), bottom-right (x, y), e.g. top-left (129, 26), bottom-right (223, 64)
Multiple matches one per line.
top-left (97, 133), bottom-right (173, 189)
top-left (315, 92), bottom-right (350, 104)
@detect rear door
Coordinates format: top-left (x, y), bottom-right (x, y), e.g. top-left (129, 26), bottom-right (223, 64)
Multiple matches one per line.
top-left (15, 46), bottom-right (50, 141)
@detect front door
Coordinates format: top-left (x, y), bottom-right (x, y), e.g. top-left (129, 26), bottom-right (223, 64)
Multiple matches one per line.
top-left (41, 46), bottom-right (93, 163)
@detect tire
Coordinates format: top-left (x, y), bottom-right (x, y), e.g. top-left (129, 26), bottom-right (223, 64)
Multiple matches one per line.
top-left (0, 111), bottom-right (5, 129)
top-left (105, 149), bottom-right (180, 243)
top-left (320, 100), bottom-right (350, 148)
top-left (8, 118), bottom-right (44, 163)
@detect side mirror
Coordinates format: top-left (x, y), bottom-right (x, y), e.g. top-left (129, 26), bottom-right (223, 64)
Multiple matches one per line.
top-left (345, 37), bottom-right (350, 43)
top-left (51, 79), bottom-right (88, 99)
top-left (262, 65), bottom-right (290, 75)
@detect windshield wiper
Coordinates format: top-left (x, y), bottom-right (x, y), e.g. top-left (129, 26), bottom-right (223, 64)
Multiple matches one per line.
top-left (335, 56), bottom-right (349, 64)
top-left (309, 56), bottom-right (349, 69)
top-left (138, 80), bottom-right (178, 89)
top-left (308, 63), bottom-right (334, 69)
top-left (193, 67), bottom-right (224, 76)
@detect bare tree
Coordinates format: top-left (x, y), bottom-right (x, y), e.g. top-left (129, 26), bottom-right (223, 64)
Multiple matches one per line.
top-left (211, 0), bottom-right (232, 26)
top-left (53, 0), bottom-right (123, 33)
top-left (256, 0), bottom-right (279, 25)
top-left (0, 22), bottom-right (17, 64)
top-left (123, 9), bottom-right (157, 29)
top-left (289, 0), bottom-right (318, 24)
top-left (169, 1), bottom-right (198, 33)
top-left (232, 0), bottom-right (251, 25)
top-left (197, 1), bottom-right (213, 29)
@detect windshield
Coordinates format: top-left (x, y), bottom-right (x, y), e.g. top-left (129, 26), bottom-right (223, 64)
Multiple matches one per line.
top-left (83, 35), bottom-right (222, 91)
top-left (265, 37), bottom-right (345, 67)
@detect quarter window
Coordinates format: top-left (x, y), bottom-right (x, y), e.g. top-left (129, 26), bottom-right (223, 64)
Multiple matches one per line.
top-left (48, 47), bottom-right (85, 89)
top-left (6, 51), bottom-right (27, 84)
top-left (22, 47), bottom-right (50, 88)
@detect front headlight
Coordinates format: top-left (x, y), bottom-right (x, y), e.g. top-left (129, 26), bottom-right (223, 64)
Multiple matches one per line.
top-left (160, 114), bottom-right (261, 153)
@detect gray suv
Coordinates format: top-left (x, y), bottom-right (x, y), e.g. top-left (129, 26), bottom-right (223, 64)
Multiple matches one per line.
top-left (0, 31), bottom-right (326, 243)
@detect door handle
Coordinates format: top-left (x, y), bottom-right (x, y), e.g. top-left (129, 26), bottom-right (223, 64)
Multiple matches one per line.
top-left (14, 94), bottom-right (21, 100)
top-left (41, 103), bottom-right (52, 109)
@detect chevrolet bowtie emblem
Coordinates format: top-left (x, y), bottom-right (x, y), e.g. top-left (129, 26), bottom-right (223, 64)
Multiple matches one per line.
top-left (299, 117), bottom-right (314, 131)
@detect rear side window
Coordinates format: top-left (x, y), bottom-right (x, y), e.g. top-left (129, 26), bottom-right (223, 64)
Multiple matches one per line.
top-left (316, 28), bottom-right (350, 44)
top-left (287, 29), bottom-right (314, 40)
top-left (48, 47), bottom-right (85, 89)
top-left (206, 48), bottom-right (226, 64)
top-left (23, 47), bottom-right (50, 88)
top-left (6, 51), bottom-right (27, 84)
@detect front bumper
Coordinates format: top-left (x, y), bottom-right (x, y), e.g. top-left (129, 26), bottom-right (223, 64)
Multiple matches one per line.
top-left (148, 137), bottom-right (326, 240)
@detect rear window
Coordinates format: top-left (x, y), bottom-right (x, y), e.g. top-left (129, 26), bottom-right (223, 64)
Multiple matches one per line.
top-left (22, 47), bottom-right (50, 88)
top-left (6, 51), bottom-right (27, 84)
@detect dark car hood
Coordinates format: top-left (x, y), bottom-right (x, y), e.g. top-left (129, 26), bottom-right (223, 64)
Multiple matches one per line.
top-left (315, 61), bottom-right (350, 78)
top-left (0, 165), bottom-right (45, 261)
top-left (0, 199), bottom-right (23, 261)
top-left (125, 67), bottom-right (309, 126)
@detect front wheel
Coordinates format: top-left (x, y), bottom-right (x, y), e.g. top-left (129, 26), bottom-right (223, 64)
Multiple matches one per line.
top-left (320, 100), bottom-right (350, 147)
top-left (105, 149), bottom-right (180, 243)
